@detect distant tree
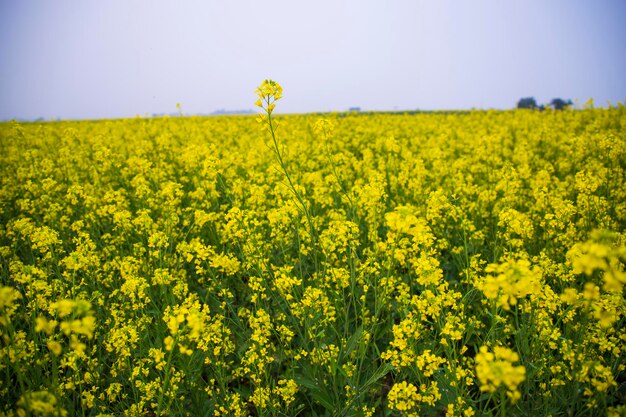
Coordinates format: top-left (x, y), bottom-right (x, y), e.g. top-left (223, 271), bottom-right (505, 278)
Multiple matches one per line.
top-left (517, 97), bottom-right (538, 109)
top-left (550, 98), bottom-right (573, 110)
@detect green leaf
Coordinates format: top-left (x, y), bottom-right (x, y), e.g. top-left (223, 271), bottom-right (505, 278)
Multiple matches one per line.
top-left (294, 373), bottom-right (336, 411)
top-left (341, 325), bottom-right (363, 360)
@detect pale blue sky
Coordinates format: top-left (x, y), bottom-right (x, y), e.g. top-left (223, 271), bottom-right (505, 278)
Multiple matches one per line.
top-left (1, 0), bottom-right (625, 120)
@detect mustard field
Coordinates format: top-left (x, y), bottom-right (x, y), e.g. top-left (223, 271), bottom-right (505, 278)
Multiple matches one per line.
top-left (1, 89), bottom-right (625, 416)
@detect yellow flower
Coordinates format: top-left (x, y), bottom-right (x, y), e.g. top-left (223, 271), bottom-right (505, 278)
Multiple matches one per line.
top-left (51, 299), bottom-right (91, 318)
top-left (387, 381), bottom-right (419, 412)
top-left (476, 258), bottom-right (542, 310)
top-left (164, 335), bottom-right (175, 351)
top-left (475, 345), bottom-right (526, 402)
top-left (35, 316), bottom-right (57, 335)
top-left (0, 286), bottom-right (22, 323)
top-left (275, 379), bottom-right (298, 406)
top-left (567, 230), bottom-right (626, 291)
top-left (313, 118), bottom-right (335, 139)
top-left (47, 340), bottom-right (63, 356)
top-left (17, 391), bottom-right (67, 417)
top-left (254, 79), bottom-right (283, 114)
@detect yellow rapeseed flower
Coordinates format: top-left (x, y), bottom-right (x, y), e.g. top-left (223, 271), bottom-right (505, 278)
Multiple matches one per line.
top-left (475, 345), bottom-right (526, 402)
top-left (255, 79), bottom-right (283, 114)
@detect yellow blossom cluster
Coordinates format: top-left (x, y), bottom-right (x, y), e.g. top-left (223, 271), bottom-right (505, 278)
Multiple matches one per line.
top-left (475, 345), bottom-right (526, 402)
top-left (476, 258), bottom-right (543, 310)
top-left (0, 85), bottom-right (624, 416)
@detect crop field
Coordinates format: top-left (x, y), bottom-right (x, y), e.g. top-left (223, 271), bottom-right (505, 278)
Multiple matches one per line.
top-left (1, 85), bottom-right (625, 416)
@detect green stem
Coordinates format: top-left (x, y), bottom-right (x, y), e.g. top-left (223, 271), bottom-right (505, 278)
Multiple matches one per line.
top-left (157, 336), bottom-right (177, 416)
top-left (267, 113), bottom-right (314, 237)
top-left (265, 110), bottom-right (328, 277)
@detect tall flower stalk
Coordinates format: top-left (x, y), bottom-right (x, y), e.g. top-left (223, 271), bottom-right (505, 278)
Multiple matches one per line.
top-left (255, 80), bottom-right (322, 263)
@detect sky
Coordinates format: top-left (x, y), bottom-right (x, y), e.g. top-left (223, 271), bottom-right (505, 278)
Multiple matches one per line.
top-left (1, 0), bottom-right (625, 120)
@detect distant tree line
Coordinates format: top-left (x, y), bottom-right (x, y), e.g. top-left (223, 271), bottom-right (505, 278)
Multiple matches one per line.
top-left (517, 97), bottom-right (573, 110)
